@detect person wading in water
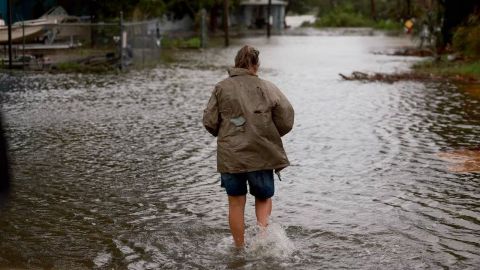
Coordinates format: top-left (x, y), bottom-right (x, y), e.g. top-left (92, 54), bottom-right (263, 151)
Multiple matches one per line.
top-left (203, 45), bottom-right (294, 247)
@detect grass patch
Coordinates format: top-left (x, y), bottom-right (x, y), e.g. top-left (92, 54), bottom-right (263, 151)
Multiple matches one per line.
top-left (161, 37), bottom-right (201, 49)
top-left (413, 59), bottom-right (480, 80)
top-left (53, 61), bottom-right (113, 73)
top-left (373, 20), bottom-right (402, 31)
top-left (315, 8), bottom-right (372, 27)
top-left (55, 61), bottom-right (82, 71)
top-left (452, 15), bottom-right (480, 58)
top-left (312, 5), bottom-right (402, 32)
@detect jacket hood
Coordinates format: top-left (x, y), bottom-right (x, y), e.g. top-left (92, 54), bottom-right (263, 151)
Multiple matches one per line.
top-left (228, 67), bottom-right (257, 77)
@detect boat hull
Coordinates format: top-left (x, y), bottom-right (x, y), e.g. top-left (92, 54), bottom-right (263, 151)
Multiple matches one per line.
top-left (0, 25), bottom-right (45, 44)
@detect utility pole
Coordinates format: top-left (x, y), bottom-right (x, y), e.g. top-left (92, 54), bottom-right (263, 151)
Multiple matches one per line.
top-left (370, 0), bottom-right (377, 21)
top-left (90, 0), bottom-right (96, 48)
top-left (267, 0), bottom-right (272, 38)
top-left (22, 19), bottom-right (25, 69)
top-left (7, 0), bottom-right (13, 69)
top-left (119, 11), bottom-right (124, 71)
top-left (406, 0), bottom-right (412, 18)
top-left (223, 0), bottom-right (229, 47)
top-left (200, 9), bottom-right (207, 48)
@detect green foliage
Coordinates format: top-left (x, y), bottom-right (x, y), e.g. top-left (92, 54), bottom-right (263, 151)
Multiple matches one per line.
top-left (161, 37), bottom-right (201, 49)
top-left (453, 15), bottom-right (480, 58)
top-left (414, 59), bottom-right (480, 80)
top-left (183, 37), bottom-right (201, 48)
top-left (55, 62), bottom-right (83, 71)
top-left (315, 5), bottom-right (373, 27)
top-left (310, 0), bottom-right (438, 25)
top-left (134, 0), bottom-right (167, 19)
top-left (288, 0), bottom-right (322, 15)
top-left (54, 62), bottom-right (111, 73)
top-left (311, 3), bottom-right (402, 30)
top-left (300, 20), bottom-right (314, 27)
top-left (373, 19), bottom-right (402, 31)
top-left (95, 0), bottom-right (240, 20)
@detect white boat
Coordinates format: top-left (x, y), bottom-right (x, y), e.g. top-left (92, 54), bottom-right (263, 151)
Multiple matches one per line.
top-left (0, 6), bottom-right (83, 44)
top-left (0, 24), bottom-right (45, 44)
top-left (15, 6), bottom-right (80, 25)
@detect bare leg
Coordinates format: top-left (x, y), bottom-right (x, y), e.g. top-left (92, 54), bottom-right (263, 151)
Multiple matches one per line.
top-left (228, 195), bottom-right (247, 248)
top-left (255, 198), bottom-right (272, 227)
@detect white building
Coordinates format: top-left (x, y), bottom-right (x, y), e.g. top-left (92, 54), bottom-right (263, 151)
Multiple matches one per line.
top-left (236, 0), bottom-right (287, 31)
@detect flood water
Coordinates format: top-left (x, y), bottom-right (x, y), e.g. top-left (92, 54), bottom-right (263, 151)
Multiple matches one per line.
top-left (0, 34), bottom-right (479, 269)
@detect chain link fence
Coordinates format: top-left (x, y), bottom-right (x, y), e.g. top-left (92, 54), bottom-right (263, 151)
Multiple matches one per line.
top-left (0, 16), bottom-right (194, 70)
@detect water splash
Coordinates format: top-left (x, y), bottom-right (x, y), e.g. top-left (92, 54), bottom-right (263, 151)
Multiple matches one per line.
top-left (93, 251), bottom-right (112, 268)
top-left (217, 222), bottom-right (296, 259)
top-left (246, 223), bottom-right (296, 258)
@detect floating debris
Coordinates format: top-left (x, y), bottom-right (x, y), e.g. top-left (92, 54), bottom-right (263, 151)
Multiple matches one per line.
top-left (339, 71), bottom-right (479, 84)
top-left (373, 47), bottom-right (435, 57)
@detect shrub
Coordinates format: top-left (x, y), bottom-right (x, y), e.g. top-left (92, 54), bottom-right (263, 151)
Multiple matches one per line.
top-left (161, 37), bottom-right (201, 49)
top-left (315, 5), bottom-right (373, 27)
top-left (373, 20), bottom-right (402, 31)
top-left (300, 20), bottom-right (313, 27)
top-left (453, 15), bottom-right (480, 58)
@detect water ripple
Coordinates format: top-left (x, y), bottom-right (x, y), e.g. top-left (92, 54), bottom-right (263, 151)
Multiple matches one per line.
top-left (1, 35), bottom-right (479, 269)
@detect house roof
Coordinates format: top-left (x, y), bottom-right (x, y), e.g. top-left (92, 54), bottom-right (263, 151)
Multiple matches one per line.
top-left (240, 0), bottom-right (288, 6)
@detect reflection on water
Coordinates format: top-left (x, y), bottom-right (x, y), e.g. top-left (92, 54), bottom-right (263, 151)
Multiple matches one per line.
top-left (0, 34), bottom-right (479, 269)
top-left (438, 149), bottom-right (480, 173)
top-left (460, 83), bottom-right (480, 99)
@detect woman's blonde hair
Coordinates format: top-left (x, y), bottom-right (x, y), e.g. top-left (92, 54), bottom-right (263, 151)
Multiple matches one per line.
top-left (234, 45), bottom-right (260, 69)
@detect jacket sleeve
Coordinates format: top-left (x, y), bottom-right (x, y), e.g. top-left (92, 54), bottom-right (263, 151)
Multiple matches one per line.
top-left (203, 86), bottom-right (220, 137)
top-left (272, 87), bottom-right (294, 137)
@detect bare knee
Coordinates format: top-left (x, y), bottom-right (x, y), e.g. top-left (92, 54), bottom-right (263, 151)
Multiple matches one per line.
top-left (229, 195), bottom-right (246, 208)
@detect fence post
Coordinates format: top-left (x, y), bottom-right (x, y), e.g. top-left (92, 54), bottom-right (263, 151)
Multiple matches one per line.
top-left (7, 0), bottom-right (12, 69)
top-left (223, 0), bottom-right (229, 47)
top-left (22, 20), bottom-right (25, 70)
top-left (201, 9), bottom-right (207, 48)
top-left (119, 11), bottom-right (124, 71)
top-left (267, 0), bottom-right (271, 38)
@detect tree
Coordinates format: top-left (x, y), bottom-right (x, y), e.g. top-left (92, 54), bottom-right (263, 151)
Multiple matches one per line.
top-left (438, 0), bottom-right (480, 46)
top-left (133, 0), bottom-right (166, 20)
top-left (370, 0), bottom-right (376, 21)
top-left (223, 0), bottom-right (229, 46)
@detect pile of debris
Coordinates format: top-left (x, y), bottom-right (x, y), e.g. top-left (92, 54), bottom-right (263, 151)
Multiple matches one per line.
top-left (339, 71), bottom-right (479, 84)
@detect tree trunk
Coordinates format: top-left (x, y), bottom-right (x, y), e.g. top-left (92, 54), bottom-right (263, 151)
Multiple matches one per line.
top-left (267, 0), bottom-right (271, 37)
top-left (329, 0), bottom-right (336, 9)
top-left (284, 0), bottom-right (290, 28)
top-left (223, 0), bottom-right (229, 47)
top-left (7, 0), bottom-right (12, 69)
top-left (370, 0), bottom-right (377, 21)
top-left (90, 0), bottom-right (97, 48)
top-left (440, 0), bottom-right (480, 47)
top-left (210, 4), bottom-right (219, 33)
top-left (406, 0), bottom-right (411, 18)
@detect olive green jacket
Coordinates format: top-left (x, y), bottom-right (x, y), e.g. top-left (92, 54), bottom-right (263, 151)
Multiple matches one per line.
top-left (203, 68), bottom-right (294, 173)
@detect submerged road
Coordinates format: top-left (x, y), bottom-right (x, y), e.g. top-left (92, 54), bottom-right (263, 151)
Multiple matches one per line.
top-left (0, 34), bottom-right (479, 269)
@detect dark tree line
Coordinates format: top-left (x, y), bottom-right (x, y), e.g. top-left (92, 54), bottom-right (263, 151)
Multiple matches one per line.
top-left (11, 0), bottom-right (480, 47)
top-left (439, 0), bottom-right (480, 46)
top-left (289, 0), bottom-right (479, 47)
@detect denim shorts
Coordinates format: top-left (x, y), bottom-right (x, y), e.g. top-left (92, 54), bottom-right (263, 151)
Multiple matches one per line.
top-left (220, 170), bottom-right (274, 199)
